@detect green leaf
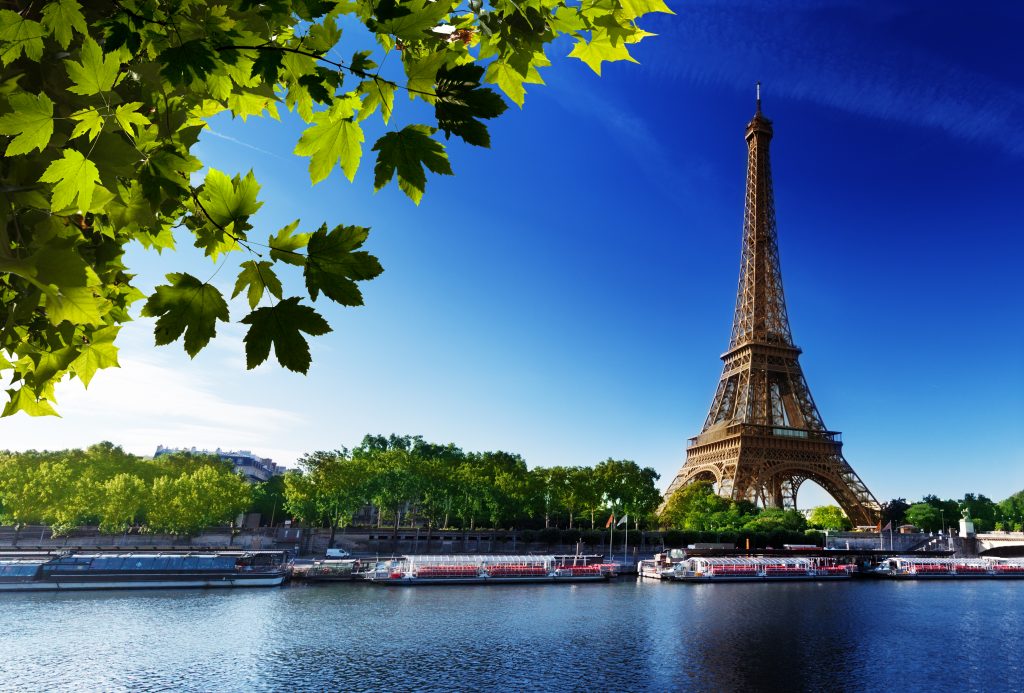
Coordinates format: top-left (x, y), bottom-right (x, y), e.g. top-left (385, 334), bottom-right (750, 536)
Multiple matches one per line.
top-left (357, 78), bottom-right (396, 124)
top-left (38, 150), bottom-right (103, 212)
top-left (619, 0), bottom-right (675, 19)
top-left (268, 220), bottom-right (310, 266)
top-left (251, 49), bottom-right (284, 83)
top-left (159, 39), bottom-right (218, 86)
top-left (484, 59), bottom-right (527, 107)
top-left (304, 223), bottom-right (383, 305)
top-left (233, 260), bottom-right (283, 309)
top-left (2, 387), bottom-right (59, 418)
top-left (240, 297), bottom-right (332, 373)
top-left (294, 101), bottom-right (364, 183)
top-left (377, 0), bottom-right (452, 40)
top-left (567, 32), bottom-right (638, 75)
top-left (69, 107), bottom-right (105, 141)
top-left (434, 64), bottom-right (507, 147)
top-left (549, 6), bottom-right (587, 33)
top-left (0, 11), bottom-right (44, 66)
top-left (372, 125), bottom-right (453, 204)
top-left (0, 92), bottom-right (54, 155)
top-left (70, 325), bottom-right (120, 387)
top-left (41, 0), bottom-right (88, 50)
top-left (44, 286), bottom-right (102, 326)
top-left (141, 273), bottom-right (230, 357)
top-left (404, 50), bottom-right (447, 102)
top-left (113, 102), bottom-right (150, 138)
top-left (197, 168), bottom-right (262, 228)
top-left (65, 36), bottom-right (122, 95)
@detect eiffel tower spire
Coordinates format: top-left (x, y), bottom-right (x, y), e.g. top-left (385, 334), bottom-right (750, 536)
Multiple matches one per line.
top-left (663, 94), bottom-right (881, 526)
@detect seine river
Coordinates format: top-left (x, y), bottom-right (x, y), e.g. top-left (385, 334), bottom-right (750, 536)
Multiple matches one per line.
top-left (1, 579), bottom-right (1021, 692)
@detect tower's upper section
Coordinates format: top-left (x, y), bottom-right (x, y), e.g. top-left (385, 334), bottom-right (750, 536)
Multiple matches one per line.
top-left (727, 91), bottom-right (794, 352)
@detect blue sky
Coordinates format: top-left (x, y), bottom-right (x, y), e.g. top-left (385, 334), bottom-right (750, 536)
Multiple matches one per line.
top-left (5, 0), bottom-right (1022, 507)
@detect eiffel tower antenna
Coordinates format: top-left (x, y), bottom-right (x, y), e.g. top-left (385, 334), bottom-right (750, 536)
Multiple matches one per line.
top-left (662, 101), bottom-right (881, 526)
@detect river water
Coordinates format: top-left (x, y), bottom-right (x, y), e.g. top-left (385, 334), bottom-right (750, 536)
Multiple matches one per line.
top-left (1, 579), bottom-right (1021, 692)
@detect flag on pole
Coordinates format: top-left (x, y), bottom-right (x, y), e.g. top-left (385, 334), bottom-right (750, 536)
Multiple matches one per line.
top-left (605, 513), bottom-right (615, 528)
top-left (616, 514), bottom-right (628, 527)
top-left (881, 521), bottom-right (893, 532)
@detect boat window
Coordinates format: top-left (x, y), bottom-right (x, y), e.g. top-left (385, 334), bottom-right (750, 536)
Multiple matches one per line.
top-left (165, 557), bottom-right (183, 570)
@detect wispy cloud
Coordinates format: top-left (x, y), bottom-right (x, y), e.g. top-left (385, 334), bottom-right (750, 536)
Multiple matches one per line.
top-left (202, 127), bottom-right (285, 159)
top-left (1, 346), bottom-right (302, 465)
top-left (641, 0), bottom-right (1024, 156)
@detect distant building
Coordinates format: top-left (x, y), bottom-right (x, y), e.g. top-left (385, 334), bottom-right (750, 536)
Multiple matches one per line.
top-left (154, 445), bottom-right (285, 483)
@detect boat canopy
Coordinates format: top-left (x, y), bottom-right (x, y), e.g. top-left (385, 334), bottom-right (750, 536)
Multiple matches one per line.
top-left (0, 561), bottom-right (43, 577)
top-left (45, 554), bottom-right (239, 571)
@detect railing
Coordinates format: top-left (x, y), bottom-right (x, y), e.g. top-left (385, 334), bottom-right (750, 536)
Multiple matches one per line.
top-left (689, 424), bottom-right (840, 448)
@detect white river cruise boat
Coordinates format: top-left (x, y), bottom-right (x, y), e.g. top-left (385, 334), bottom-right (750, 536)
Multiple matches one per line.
top-left (365, 555), bottom-right (612, 585)
top-left (873, 556), bottom-right (1024, 579)
top-left (670, 556), bottom-right (853, 582)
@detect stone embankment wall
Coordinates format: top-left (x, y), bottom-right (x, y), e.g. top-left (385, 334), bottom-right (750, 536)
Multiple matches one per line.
top-left (0, 525), bottom-right (653, 558)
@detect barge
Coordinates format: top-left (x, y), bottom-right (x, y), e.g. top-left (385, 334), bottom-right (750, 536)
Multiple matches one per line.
top-left (365, 555), bottom-right (612, 585)
top-left (670, 556), bottom-right (853, 582)
top-left (873, 557), bottom-right (1024, 579)
top-left (0, 552), bottom-right (289, 591)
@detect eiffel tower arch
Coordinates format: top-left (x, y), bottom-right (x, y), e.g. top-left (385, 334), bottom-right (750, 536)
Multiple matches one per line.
top-left (664, 92), bottom-right (882, 527)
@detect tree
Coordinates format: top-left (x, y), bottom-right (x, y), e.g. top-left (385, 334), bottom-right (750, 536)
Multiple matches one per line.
top-left (593, 458), bottom-right (661, 529)
top-left (293, 449), bottom-right (372, 547)
top-left (807, 505), bottom-right (852, 531)
top-left (97, 472), bottom-right (147, 533)
top-left (904, 503), bottom-right (941, 532)
top-left (659, 481), bottom-right (731, 532)
top-left (0, 0), bottom-right (672, 417)
top-left (959, 493), bottom-right (997, 533)
top-left (881, 497), bottom-right (910, 527)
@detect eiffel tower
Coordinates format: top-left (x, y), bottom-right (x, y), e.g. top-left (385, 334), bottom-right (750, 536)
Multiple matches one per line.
top-left (664, 89), bottom-right (882, 526)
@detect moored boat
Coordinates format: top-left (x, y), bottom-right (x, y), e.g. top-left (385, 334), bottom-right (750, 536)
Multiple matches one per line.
top-left (365, 555), bottom-right (613, 585)
top-left (0, 552), bottom-right (289, 591)
top-left (873, 557), bottom-right (1024, 579)
top-left (670, 556), bottom-right (853, 582)
top-left (639, 550), bottom-right (686, 580)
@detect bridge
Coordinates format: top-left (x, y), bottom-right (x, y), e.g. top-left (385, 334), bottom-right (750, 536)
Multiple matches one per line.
top-left (975, 532), bottom-right (1024, 557)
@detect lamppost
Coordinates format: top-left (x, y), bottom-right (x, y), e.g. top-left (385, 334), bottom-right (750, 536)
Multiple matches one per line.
top-left (940, 510), bottom-right (945, 536)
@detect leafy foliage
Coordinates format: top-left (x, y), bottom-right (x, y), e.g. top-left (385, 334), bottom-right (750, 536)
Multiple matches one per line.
top-left (0, 443), bottom-right (251, 536)
top-left (0, 0), bottom-right (668, 416)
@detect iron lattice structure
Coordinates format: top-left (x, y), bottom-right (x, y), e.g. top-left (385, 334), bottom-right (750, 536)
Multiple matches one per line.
top-left (664, 100), bottom-right (882, 526)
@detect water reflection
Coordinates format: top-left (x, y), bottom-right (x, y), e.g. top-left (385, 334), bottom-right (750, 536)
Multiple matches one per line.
top-left (0, 580), bottom-right (1021, 691)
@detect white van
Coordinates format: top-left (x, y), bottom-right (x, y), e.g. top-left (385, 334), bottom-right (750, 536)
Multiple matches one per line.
top-left (325, 548), bottom-right (350, 559)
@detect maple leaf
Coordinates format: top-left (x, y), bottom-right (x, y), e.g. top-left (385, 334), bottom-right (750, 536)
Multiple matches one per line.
top-left (434, 64), bottom-right (507, 147)
top-left (233, 260), bottom-right (284, 309)
top-left (69, 107), bottom-right (104, 141)
top-left (141, 273), bottom-right (230, 357)
top-left (65, 36), bottom-right (122, 95)
top-left (0, 10), bottom-right (44, 66)
top-left (113, 103), bottom-right (150, 138)
top-left (38, 150), bottom-right (103, 212)
top-left (304, 223), bottom-right (383, 305)
top-left (159, 39), bottom-right (218, 86)
top-left (0, 92), bottom-right (54, 155)
top-left (2, 388), bottom-right (58, 418)
top-left (403, 50), bottom-right (447, 102)
top-left (197, 169), bottom-right (263, 229)
top-left (268, 220), bottom-right (311, 266)
top-left (44, 286), bottom-right (102, 326)
top-left (240, 297), bottom-right (332, 373)
top-left (70, 325), bottom-right (121, 387)
top-left (294, 101), bottom-right (364, 183)
top-left (41, 0), bottom-right (88, 50)
top-left (372, 125), bottom-right (453, 204)
top-left (567, 32), bottom-right (638, 76)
